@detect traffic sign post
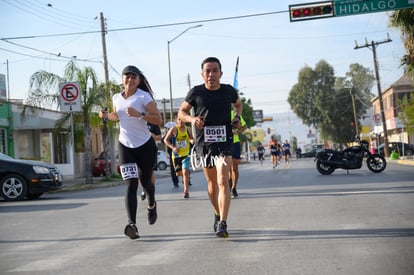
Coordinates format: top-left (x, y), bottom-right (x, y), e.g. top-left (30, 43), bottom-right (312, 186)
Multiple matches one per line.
top-left (335, 0), bottom-right (414, 17)
top-left (59, 82), bottom-right (81, 112)
top-left (372, 113), bottom-right (381, 125)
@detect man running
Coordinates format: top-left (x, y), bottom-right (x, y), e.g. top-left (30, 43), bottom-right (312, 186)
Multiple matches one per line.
top-left (178, 57), bottom-right (242, 238)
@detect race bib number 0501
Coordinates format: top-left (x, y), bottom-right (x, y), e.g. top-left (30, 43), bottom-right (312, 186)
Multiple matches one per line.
top-left (120, 163), bottom-right (138, 180)
top-left (204, 125), bottom-right (226, 142)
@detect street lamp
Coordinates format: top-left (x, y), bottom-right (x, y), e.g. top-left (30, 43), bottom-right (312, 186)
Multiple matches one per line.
top-left (167, 24), bottom-right (202, 122)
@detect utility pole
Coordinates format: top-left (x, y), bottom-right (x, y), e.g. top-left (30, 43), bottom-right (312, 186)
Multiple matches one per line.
top-left (350, 88), bottom-right (359, 136)
top-left (354, 34), bottom-right (391, 157)
top-left (100, 12), bottom-right (112, 177)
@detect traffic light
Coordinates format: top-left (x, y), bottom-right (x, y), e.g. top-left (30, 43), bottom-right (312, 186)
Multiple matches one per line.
top-left (289, 1), bottom-right (334, 22)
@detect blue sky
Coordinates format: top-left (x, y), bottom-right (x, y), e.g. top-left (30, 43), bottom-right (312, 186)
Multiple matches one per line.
top-left (0, 0), bottom-right (408, 116)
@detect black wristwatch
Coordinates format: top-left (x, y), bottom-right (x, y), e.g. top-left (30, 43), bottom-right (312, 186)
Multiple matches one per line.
top-left (140, 112), bottom-right (146, 119)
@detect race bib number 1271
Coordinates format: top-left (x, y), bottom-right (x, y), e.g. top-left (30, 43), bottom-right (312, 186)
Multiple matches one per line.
top-left (120, 163), bottom-right (138, 180)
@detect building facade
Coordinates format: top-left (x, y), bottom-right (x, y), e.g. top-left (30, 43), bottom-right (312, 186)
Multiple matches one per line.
top-left (371, 74), bottom-right (414, 145)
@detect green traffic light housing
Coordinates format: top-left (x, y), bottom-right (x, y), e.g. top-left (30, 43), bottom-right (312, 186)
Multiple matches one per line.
top-left (289, 1), bottom-right (335, 22)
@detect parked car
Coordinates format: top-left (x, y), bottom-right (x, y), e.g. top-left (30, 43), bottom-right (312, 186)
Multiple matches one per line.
top-left (0, 153), bottom-right (63, 201)
top-left (92, 151), bottom-right (120, 177)
top-left (301, 148), bottom-right (322, 158)
top-left (156, 150), bottom-right (170, 170)
top-left (376, 142), bottom-right (414, 156)
top-left (312, 144), bottom-right (324, 149)
top-left (93, 150), bottom-right (170, 176)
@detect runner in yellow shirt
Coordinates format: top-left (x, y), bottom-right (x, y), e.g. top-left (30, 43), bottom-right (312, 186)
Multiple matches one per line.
top-left (163, 118), bottom-right (193, 198)
top-left (230, 110), bottom-right (247, 198)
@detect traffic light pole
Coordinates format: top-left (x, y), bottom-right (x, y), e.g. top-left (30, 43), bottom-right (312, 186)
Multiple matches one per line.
top-left (354, 35), bottom-right (392, 157)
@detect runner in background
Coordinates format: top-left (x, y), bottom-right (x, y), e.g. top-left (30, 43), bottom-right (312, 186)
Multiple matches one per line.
top-left (163, 118), bottom-right (193, 198)
top-left (229, 110), bottom-right (247, 198)
top-left (257, 143), bottom-right (265, 166)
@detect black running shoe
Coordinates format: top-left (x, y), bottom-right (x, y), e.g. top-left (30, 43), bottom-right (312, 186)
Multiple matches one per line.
top-left (124, 223), bottom-right (140, 239)
top-left (216, 221), bottom-right (229, 238)
top-left (140, 191), bottom-right (146, 201)
top-left (231, 188), bottom-right (238, 198)
top-left (183, 192), bottom-right (189, 199)
top-left (147, 202), bottom-right (157, 225)
top-left (213, 214), bottom-right (220, 232)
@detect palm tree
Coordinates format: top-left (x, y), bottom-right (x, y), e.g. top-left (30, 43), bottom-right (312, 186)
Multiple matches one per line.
top-left (26, 60), bottom-right (100, 184)
top-left (390, 8), bottom-right (414, 76)
top-left (94, 81), bottom-right (122, 176)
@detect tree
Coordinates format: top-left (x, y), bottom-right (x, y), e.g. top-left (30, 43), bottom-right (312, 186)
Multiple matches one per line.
top-left (390, 8), bottom-right (414, 76)
top-left (333, 63), bottom-right (375, 143)
top-left (398, 93), bottom-right (414, 136)
top-left (26, 60), bottom-right (100, 184)
top-left (288, 60), bottom-right (374, 146)
top-left (94, 81), bottom-right (122, 175)
top-left (239, 94), bottom-right (256, 129)
top-left (288, 60), bottom-right (335, 139)
top-left (238, 96), bottom-right (255, 148)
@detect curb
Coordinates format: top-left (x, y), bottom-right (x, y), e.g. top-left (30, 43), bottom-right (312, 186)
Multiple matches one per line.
top-left (396, 159), bottom-right (414, 166)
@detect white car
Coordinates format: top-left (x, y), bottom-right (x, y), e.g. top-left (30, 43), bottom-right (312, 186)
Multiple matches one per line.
top-left (157, 151), bottom-right (170, 170)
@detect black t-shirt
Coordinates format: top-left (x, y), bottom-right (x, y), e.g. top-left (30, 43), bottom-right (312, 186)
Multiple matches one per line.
top-left (185, 84), bottom-right (239, 147)
top-left (258, 145), bottom-right (265, 154)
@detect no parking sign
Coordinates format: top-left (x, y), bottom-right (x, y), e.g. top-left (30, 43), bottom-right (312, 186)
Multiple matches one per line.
top-left (59, 82), bottom-right (81, 112)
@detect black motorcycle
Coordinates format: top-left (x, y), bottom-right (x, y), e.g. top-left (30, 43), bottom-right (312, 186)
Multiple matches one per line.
top-left (314, 137), bottom-right (386, 175)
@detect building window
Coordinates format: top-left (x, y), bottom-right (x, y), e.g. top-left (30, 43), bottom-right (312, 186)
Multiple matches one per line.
top-left (53, 132), bottom-right (68, 164)
top-left (0, 128), bottom-right (6, 154)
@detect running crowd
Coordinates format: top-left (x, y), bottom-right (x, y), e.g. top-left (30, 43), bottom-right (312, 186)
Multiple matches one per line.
top-left (99, 57), bottom-right (290, 240)
top-left (257, 137), bottom-right (292, 168)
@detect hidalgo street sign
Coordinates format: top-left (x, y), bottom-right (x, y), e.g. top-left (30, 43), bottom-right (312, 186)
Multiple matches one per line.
top-left (334, 0), bottom-right (414, 17)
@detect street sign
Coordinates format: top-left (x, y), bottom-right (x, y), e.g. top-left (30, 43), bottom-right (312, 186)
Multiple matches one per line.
top-left (253, 109), bottom-right (264, 123)
top-left (334, 0), bottom-right (414, 17)
top-left (59, 82), bottom-right (81, 112)
top-left (372, 113), bottom-right (381, 124)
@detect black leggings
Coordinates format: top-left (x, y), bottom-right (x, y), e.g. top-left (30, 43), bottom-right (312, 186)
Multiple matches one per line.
top-left (118, 138), bottom-right (157, 224)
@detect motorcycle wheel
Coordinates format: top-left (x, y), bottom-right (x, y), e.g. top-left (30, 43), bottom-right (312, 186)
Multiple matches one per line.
top-left (366, 154), bottom-right (386, 173)
top-left (316, 159), bottom-right (335, 175)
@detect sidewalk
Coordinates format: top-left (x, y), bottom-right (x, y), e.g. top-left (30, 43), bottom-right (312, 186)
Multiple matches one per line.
top-left (394, 158), bottom-right (414, 166)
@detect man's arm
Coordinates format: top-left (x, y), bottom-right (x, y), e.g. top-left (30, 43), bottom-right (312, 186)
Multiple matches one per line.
top-left (178, 101), bottom-right (205, 130)
top-left (232, 98), bottom-right (242, 117)
top-left (163, 127), bottom-right (176, 151)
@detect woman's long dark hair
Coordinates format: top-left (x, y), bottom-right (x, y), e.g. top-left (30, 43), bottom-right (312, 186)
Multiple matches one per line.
top-left (135, 68), bottom-right (155, 99)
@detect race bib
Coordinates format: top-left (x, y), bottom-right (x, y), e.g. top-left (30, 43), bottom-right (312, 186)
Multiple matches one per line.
top-left (176, 140), bottom-right (187, 149)
top-left (204, 125), bottom-right (226, 142)
top-left (120, 163), bottom-right (138, 180)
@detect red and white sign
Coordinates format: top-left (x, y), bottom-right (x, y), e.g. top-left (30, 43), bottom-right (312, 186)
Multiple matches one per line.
top-left (59, 82), bottom-right (81, 112)
top-left (372, 113), bottom-right (381, 124)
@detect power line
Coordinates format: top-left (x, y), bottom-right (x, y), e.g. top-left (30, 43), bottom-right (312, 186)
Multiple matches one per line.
top-left (3, 0), bottom-right (98, 30)
top-left (0, 41), bottom-right (101, 63)
top-left (1, 10), bottom-right (287, 40)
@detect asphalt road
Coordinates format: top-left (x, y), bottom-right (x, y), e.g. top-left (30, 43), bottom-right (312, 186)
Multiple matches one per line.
top-left (1, 159), bottom-right (413, 275)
